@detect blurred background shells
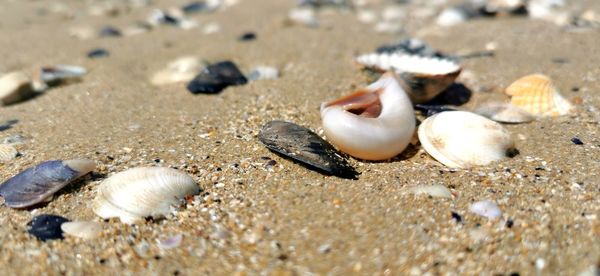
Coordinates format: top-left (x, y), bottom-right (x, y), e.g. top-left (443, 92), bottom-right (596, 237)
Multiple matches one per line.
top-left (418, 111), bottom-right (517, 168)
top-left (151, 56), bottom-right (204, 86)
top-left (92, 167), bottom-right (200, 224)
top-left (505, 74), bottom-right (574, 117)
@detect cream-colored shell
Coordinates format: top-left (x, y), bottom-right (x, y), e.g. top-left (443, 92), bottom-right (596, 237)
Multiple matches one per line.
top-left (0, 71), bottom-right (33, 105)
top-left (320, 73), bottom-right (415, 160)
top-left (61, 221), bottom-right (102, 239)
top-left (150, 56), bottom-right (203, 86)
top-left (0, 144), bottom-right (18, 162)
top-left (356, 53), bottom-right (461, 76)
top-left (418, 111), bottom-right (515, 168)
top-left (93, 167), bottom-right (199, 224)
top-left (473, 101), bottom-right (535, 124)
top-left (505, 74), bottom-right (574, 117)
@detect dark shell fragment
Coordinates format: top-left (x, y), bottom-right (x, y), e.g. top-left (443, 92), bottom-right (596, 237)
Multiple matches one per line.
top-left (376, 38), bottom-right (446, 58)
top-left (414, 104), bottom-right (457, 117)
top-left (87, 48), bottom-right (110, 58)
top-left (0, 160), bottom-right (95, 208)
top-left (239, 32), bottom-right (257, 41)
top-left (258, 121), bottom-right (359, 179)
top-left (99, 26), bottom-right (122, 37)
top-left (186, 61), bottom-right (247, 94)
top-left (182, 2), bottom-right (211, 14)
top-left (27, 214), bottom-right (70, 241)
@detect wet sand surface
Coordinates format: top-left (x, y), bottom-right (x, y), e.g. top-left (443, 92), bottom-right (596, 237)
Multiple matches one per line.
top-left (0, 0), bottom-right (599, 275)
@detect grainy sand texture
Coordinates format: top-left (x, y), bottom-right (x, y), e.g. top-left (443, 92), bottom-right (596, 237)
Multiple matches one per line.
top-left (0, 0), bottom-right (599, 275)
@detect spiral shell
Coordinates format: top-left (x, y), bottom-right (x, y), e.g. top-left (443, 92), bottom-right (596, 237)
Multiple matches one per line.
top-left (505, 74), bottom-right (574, 117)
top-left (93, 167), bottom-right (200, 224)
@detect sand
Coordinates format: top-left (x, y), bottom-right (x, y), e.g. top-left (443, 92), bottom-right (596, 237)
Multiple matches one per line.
top-left (0, 0), bottom-right (599, 274)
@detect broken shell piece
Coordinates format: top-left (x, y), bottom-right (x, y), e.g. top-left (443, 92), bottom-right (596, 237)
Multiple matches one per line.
top-left (0, 159), bottom-right (95, 208)
top-left (320, 73), bottom-right (415, 160)
top-left (92, 167), bottom-right (200, 224)
top-left (469, 200), bottom-right (502, 219)
top-left (247, 66), bottom-right (279, 81)
top-left (474, 102), bottom-right (535, 123)
top-left (37, 65), bottom-right (87, 88)
top-left (151, 56), bottom-right (204, 86)
top-left (186, 61), bottom-right (247, 94)
top-left (258, 120), bottom-right (358, 179)
top-left (0, 72), bottom-right (34, 106)
top-left (356, 53), bottom-right (461, 103)
top-left (288, 8), bottom-right (318, 27)
top-left (409, 184), bottom-right (452, 198)
top-left (28, 214), bottom-right (70, 241)
top-left (61, 221), bottom-right (102, 239)
top-left (505, 74), bottom-right (574, 117)
top-left (418, 111), bottom-right (516, 168)
top-left (482, 0), bottom-right (527, 15)
top-left (157, 234), bottom-right (183, 250)
top-left (0, 144), bottom-right (18, 162)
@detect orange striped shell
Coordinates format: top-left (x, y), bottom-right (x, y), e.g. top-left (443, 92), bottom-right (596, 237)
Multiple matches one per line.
top-left (505, 74), bottom-right (574, 117)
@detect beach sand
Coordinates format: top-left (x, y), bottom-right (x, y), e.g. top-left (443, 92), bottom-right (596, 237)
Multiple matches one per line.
top-left (0, 0), bottom-right (598, 274)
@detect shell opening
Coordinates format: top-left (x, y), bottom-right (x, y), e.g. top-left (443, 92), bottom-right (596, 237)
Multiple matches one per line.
top-left (324, 89), bottom-right (383, 118)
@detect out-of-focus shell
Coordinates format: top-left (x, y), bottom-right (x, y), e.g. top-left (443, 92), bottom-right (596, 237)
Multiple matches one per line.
top-left (505, 74), bottom-right (574, 117)
top-left (0, 144), bottom-right (18, 162)
top-left (0, 159), bottom-right (95, 208)
top-left (61, 221), bottom-right (102, 239)
top-left (355, 53), bottom-right (461, 103)
top-left (0, 72), bottom-right (34, 106)
top-left (320, 73), bottom-right (415, 160)
top-left (93, 167), bottom-right (200, 224)
top-left (409, 184), bottom-right (452, 198)
top-left (469, 200), bottom-right (502, 219)
top-left (151, 56), bottom-right (203, 86)
top-left (418, 111), bottom-right (516, 168)
top-left (473, 102), bottom-right (535, 123)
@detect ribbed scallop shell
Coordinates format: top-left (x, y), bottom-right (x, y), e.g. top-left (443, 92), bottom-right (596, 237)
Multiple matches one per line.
top-left (418, 111), bottom-right (516, 168)
top-left (355, 53), bottom-right (461, 103)
top-left (0, 144), bottom-right (18, 162)
top-left (93, 167), bottom-right (200, 224)
top-left (505, 74), bottom-right (574, 117)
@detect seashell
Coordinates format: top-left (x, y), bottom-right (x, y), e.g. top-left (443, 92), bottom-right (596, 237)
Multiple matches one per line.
top-left (376, 38), bottom-right (445, 58)
top-left (186, 61), bottom-right (247, 94)
top-left (473, 101), bottom-right (535, 123)
top-left (61, 221), bottom-right (102, 239)
top-left (409, 184), bottom-right (452, 198)
top-left (436, 6), bottom-right (472, 26)
top-left (288, 8), bottom-right (318, 27)
top-left (414, 104), bottom-right (458, 117)
top-left (37, 65), bottom-right (87, 89)
top-left (157, 234), bottom-right (183, 250)
top-left (0, 71), bottom-right (34, 106)
top-left (27, 214), bottom-right (70, 241)
top-left (87, 48), bottom-right (110, 58)
top-left (355, 53), bottom-right (461, 104)
top-left (99, 25), bottom-right (122, 37)
top-left (247, 66), bottom-right (279, 81)
top-left (258, 120), bottom-right (358, 179)
top-left (469, 200), bottom-right (502, 219)
top-left (418, 111), bottom-right (517, 168)
top-left (0, 144), bottom-right (18, 162)
top-left (0, 159), bottom-right (95, 208)
top-left (93, 167), bottom-right (200, 224)
top-left (0, 119), bottom-right (18, 132)
top-left (482, 0), bottom-right (527, 15)
top-left (68, 26), bottom-right (95, 40)
top-left (151, 56), bottom-right (204, 86)
top-left (505, 74), bottom-right (574, 117)
top-left (320, 73), bottom-right (415, 160)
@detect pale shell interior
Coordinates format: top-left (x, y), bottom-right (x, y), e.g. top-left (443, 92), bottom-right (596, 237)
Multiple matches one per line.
top-left (356, 53), bottom-right (461, 76)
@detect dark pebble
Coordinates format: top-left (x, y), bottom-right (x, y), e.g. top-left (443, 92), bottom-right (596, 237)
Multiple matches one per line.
top-left (238, 32), bottom-right (256, 41)
top-left (99, 26), bottom-right (122, 37)
top-left (258, 121), bottom-right (359, 179)
top-left (571, 137), bottom-right (584, 145)
top-left (506, 219), bottom-right (514, 228)
top-left (451, 211), bottom-right (462, 223)
top-left (182, 2), bottom-right (209, 14)
top-left (186, 61), bottom-right (247, 94)
top-left (87, 48), bottom-right (110, 58)
top-left (27, 214), bottom-right (70, 241)
top-left (552, 58), bottom-right (569, 64)
top-left (376, 38), bottom-right (446, 58)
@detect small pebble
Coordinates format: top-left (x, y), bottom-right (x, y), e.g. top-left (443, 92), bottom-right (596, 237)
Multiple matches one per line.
top-left (247, 66), bottom-right (279, 81)
top-left (571, 137), bottom-right (584, 145)
top-left (27, 214), bottom-right (70, 241)
top-left (451, 211), bottom-right (462, 222)
top-left (87, 48), bottom-right (110, 58)
top-left (288, 8), bottom-right (318, 27)
top-left (99, 26), bottom-right (122, 37)
top-left (238, 32), bottom-right (256, 41)
top-left (409, 184), bottom-right (452, 198)
top-left (157, 234), bottom-right (183, 250)
top-left (0, 71), bottom-right (34, 106)
top-left (182, 2), bottom-right (210, 14)
top-left (186, 61), bottom-right (247, 94)
top-left (469, 200), bottom-right (502, 219)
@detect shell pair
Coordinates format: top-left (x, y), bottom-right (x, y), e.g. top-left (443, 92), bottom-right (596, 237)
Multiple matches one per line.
top-left (355, 53), bottom-right (462, 104)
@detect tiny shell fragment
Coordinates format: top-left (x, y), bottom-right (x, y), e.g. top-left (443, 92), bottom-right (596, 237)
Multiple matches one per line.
top-left (409, 184), bottom-right (453, 198)
top-left (0, 72), bottom-right (34, 106)
top-left (27, 214), bottom-right (70, 241)
top-left (469, 200), bottom-right (502, 219)
top-left (61, 221), bottom-right (102, 239)
top-left (0, 144), bottom-right (18, 162)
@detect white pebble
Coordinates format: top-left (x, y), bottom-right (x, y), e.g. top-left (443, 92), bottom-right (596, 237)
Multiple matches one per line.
top-left (247, 66), bottom-right (279, 81)
top-left (469, 200), bottom-right (502, 219)
top-left (409, 184), bottom-right (452, 198)
top-left (436, 8), bottom-right (469, 27)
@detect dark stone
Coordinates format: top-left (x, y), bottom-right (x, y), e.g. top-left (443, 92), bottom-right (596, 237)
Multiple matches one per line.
top-left (258, 121), bottom-right (359, 179)
top-left (87, 48), bottom-right (110, 58)
top-left (99, 26), bottom-right (122, 37)
top-left (27, 214), bottom-right (70, 241)
top-left (451, 211), bottom-right (462, 223)
top-left (571, 137), bottom-right (584, 145)
top-left (186, 61), bottom-right (247, 94)
top-left (182, 2), bottom-right (210, 14)
top-left (239, 32), bottom-right (256, 41)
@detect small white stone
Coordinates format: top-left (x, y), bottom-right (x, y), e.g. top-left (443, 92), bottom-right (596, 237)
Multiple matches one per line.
top-left (247, 66), bottom-right (279, 81)
top-left (436, 8), bottom-right (469, 27)
top-left (0, 72), bottom-right (33, 106)
top-left (469, 200), bottom-right (502, 219)
top-left (289, 8), bottom-right (318, 27)
top-left (61, 221), bottom-right (102, 239)
top-left (409, 184), bottom-right (452, 198)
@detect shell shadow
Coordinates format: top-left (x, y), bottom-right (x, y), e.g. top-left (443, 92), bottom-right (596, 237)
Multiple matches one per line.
top-left (0, 119), bottom-right (18, 131)
top-left (426, 82), bottom-right (472, 106)
top-left (53, 171), bottom-right (106, 199)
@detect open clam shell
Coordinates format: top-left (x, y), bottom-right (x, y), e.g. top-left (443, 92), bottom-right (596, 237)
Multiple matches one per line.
top-left (418, 111), bottom-right (517, 168)
top-left (320, 73), bottom-right (415, 161)
top-left (505, 74), bottom-right (574, 117)
top-left (0, 159), bottom-right (95, 208)
top-left (355, 53), bottom-right (461, 104)
top-left (93, 167), bottom-right (200, 224)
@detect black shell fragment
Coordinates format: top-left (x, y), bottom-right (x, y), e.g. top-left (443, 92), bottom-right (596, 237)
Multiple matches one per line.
top-left (186, 61), bottom-right (247, 94)
top-left (99, 26), bottom-right (122, 37)
top-left (258, 121), bottom-right (359, 179)
top-left (87, 48), bottom-right (110, 58)
top-left (414, 104), bottom-right (457, 117)
top-left (27, 214), bottom-right (70, 241)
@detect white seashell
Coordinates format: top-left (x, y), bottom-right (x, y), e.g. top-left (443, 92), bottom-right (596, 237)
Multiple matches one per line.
top-left (418, 111), bottom-right (516, 168)
top-left (473, 102), bottom-right (536, 124)
top-left (151, 56), bottom-right (204, 86)
top-left (157, 234), bottom-right (183, 250)
top-left (288, 8), bottom-right (318, 27)
top-left (61, 221), bottom-right (102, 239)
top-left (436, 7), bottom-right (470, 27)
top-left (93, 167), bottom-right (200, 224)
top-left (409, 184), bottom-right (452, 198)
top-left (469, 200), bottom-right (502, 219)
top-left (320, 73), bottom-right (415, 160)
top-left (355, 53), bottom-right (461, 103)
top-left (247, 66), bottom-right (279, 81)
top-left (203, 23), bottom-right (221, 34)
top-left (0, 144), bottom-right (18, 162)
top-left (39, 65), bottom-right (87, 85)
top-left (0, 72), bottom-right (33, 106)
